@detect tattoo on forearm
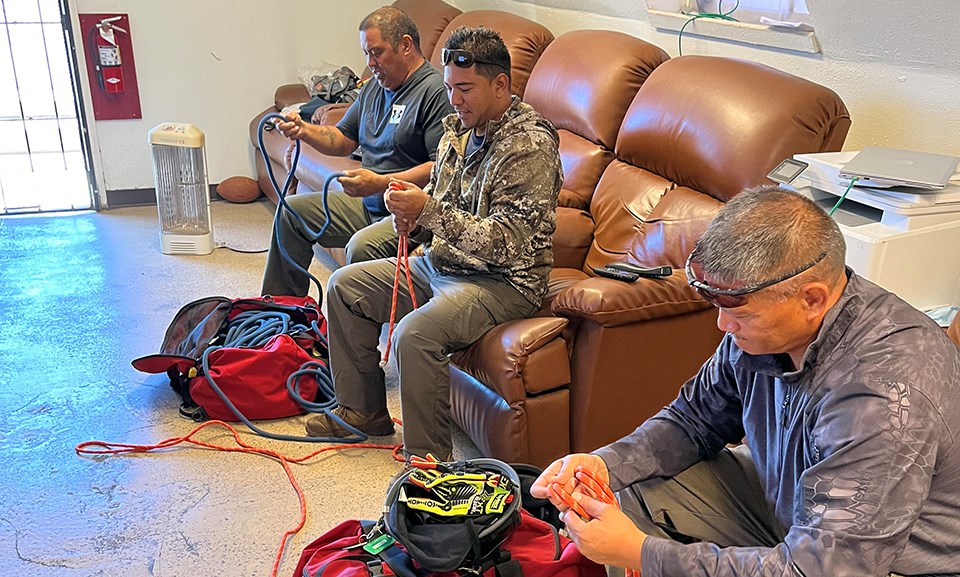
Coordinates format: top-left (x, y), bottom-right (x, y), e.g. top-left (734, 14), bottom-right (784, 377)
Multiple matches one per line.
top-left (318, 127), bottom-right (337, 149)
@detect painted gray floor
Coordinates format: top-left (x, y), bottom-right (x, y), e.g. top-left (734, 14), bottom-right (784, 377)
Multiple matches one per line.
top-left (0, 200), bottom-right (479, 576)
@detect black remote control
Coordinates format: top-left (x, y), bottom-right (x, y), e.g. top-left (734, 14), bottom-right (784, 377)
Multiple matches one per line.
top-left (605, 262), bottom-right (673, 278)
top-left (593, 266), bottom-right (640, 282)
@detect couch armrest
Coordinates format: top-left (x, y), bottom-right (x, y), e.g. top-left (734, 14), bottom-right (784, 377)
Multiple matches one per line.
top-left (314, 102), bottom-right (351, 126)
top-left (948, 312), bottom-right (960, 347)
top-left (451, 316), bottom-right (570, 403)
top-left (274, 83), bottom-right (310, 110)
top-left (552, 274), bottom-right (711, 328)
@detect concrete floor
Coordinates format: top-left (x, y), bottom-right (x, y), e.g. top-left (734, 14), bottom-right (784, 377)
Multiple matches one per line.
top-left (0, 200), bottom-right (479, 576)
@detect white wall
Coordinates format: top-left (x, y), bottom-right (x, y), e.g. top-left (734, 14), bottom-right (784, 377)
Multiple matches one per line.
top-left (75, 0), bottom-right (960, 204)
top-left (71, 1), bottom-right (382, 203)
top-left (453, 0), bottom-right (960, 156)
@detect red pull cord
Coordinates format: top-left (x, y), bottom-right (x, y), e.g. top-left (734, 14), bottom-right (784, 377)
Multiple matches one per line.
top-left (381, 182), bottom-right (419, 367)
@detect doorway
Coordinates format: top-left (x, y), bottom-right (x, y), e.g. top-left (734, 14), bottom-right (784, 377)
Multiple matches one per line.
top-left (0, 0), bottom-right (94, 215)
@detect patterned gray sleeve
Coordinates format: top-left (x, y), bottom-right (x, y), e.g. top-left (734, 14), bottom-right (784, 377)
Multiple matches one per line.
top-left (418, 137), bottom-right (560, 267)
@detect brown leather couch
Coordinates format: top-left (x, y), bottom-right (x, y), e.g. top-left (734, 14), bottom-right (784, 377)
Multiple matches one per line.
top-left (449, 43), bottom-right (851, 467)
top-left (248, 0), bottom-right (851, 468)
top-left (949, 313), bottom-right (960, 347)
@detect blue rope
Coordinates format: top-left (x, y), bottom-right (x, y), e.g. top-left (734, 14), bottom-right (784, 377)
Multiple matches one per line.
top-left (200, 310), bottom-right (369, 443)
top-left (257, 113), bottom-right (345, 301)
top-left (196, 120), bottom-right (369, 443)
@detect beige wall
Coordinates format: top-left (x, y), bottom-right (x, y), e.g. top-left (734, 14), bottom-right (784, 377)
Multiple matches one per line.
top-left (71, 1), bottom-right (383, 203)
top-left (74, 0), bottom-right (960, 202)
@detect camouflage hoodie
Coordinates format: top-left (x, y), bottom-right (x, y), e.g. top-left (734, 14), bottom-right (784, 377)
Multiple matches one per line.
top-left (413, 96), bottom-right (562, 305)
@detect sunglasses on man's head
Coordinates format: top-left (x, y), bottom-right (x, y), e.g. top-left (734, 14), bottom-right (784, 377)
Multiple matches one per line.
top-left (441, 48), bottom-right (502, 69)
top-left (684, 251), bottom-right (828, 309)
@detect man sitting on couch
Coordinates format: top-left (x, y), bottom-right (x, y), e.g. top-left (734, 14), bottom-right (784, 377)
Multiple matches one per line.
top-left (307, 26), bottom-right (563, 461)
top-left (262, 6), bottom-right (453, 297)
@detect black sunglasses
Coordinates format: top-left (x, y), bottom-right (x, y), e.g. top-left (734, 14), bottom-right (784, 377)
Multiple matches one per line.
top-left (685, 251), bottom-right (827, 309)
top-left (441, 48), bottom-right (503, 70)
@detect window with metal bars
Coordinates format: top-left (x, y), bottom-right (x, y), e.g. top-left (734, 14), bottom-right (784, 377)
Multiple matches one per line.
top-left (0, 0), bottom-right (92, 214)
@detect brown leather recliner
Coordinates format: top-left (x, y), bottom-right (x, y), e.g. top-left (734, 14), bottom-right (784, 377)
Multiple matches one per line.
top-left (948, 312), bottom-right (960, 347)
top-left (449, 53), bottom-right (852, 468)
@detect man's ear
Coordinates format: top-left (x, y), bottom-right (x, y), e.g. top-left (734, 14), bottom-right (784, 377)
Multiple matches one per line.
top-left (399, 34), bottom-right (414, 55)
top-left (799, 282), bottom-right (831, 318)
top-left (494, 72), bottom-right (510, 97)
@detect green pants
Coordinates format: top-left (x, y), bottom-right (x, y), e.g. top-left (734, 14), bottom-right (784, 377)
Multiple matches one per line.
top-left (326, 255), bottom-right (537, 459)
top-left (261, 188), bottom-right (400, 297)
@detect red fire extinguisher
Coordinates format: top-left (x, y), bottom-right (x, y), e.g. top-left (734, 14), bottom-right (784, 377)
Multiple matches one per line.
top-left (90, 16), bottom-right (126, 93)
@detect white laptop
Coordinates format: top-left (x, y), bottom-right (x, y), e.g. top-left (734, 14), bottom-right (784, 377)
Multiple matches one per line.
top-left (838, 147), bottom-right (960, 191)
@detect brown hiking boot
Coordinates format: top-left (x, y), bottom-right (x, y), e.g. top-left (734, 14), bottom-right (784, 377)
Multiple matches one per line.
top-left (305, 405), bottom-right (394, 437)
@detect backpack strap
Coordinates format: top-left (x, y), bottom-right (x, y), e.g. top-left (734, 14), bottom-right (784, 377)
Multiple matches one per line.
top-left (358, 520), bottom-right (429, 577)
top-left (493, 558), bottom-right (523, 577)
top-left (308, 554), bottom-right (381, 577)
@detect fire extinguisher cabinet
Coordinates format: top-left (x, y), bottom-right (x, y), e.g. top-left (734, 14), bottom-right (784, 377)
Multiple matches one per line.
top-left (148, 123), bottom-right (214, 255)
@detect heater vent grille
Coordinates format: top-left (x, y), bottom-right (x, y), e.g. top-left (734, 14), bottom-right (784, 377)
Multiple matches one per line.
top-left (148, 123), bottom-right (213, 255)
top-left (152, 145), bottom-right (210, 235)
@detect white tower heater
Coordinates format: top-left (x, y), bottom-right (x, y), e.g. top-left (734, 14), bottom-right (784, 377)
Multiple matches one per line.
top-left (148, 123), bottom-right (214, 255)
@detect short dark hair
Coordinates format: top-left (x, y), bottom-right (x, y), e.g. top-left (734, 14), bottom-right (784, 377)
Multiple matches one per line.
top-left (443, 26), bottom-right (511, 83)
top-left (691, 186), bottom-right (847, 301)
top-left (359, 7), bottom-right (422, 54)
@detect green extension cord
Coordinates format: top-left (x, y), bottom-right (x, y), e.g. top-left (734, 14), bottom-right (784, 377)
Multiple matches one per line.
top-left (829, 176), bottom-right (859, 216)
top-left (678, 0), bottom-right (740, 56)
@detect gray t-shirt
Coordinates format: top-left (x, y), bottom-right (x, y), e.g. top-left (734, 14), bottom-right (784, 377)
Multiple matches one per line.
top-left (337, 60), bottom-right (452, 217)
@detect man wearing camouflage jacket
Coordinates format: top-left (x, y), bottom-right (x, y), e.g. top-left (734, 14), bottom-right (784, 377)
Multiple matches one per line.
top-left (305, 26), bottom-right (563, 460)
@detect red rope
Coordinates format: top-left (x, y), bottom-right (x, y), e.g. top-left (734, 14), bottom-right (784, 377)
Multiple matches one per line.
top-left (381, 223), bottom-right (420, 366)
top-left (76, 420), bottom-right (403, 577)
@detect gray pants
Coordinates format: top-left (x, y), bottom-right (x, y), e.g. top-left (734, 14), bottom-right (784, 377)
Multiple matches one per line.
top-left (327, 255), bottom-right (537, 459)
top-left (616, 446), bottom-right (908, 577)
top-left (619, 445), bottom-right (786, 548)
top-left (261, 189), bottom-right (399, 297)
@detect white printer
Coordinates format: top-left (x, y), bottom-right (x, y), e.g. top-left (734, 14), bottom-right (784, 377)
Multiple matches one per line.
top-left (783, 151), bottom-right (960, 311)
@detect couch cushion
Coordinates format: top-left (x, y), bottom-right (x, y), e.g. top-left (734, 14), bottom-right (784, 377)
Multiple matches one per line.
top-left (584, 160), bottom-right (725, 273)
top-left (525, 30), bottom-right (668, 211)
top-left (525, 30), bottom-right (668, 151)
top-left (615, 55), bottom-right (851, 203)
top-left (392, 0), bottom-right (463, 58)
top-left (556, 132), bottom-right (615, 210)
top-left (430, 11), bottom-right (554, 98)
top-left (552, 206), bottom-right (594, 271)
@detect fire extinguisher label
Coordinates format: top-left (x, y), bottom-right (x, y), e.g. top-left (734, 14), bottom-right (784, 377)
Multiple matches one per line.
top-left (98, 45), bottom-right (121, 66)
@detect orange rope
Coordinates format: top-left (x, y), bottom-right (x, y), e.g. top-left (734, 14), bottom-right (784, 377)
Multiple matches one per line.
top-left (381, 180), bottom-right (420, 367)
top-left (381, 234), bottom-right (419, 367)
top-left (551, 466), bottom-right (641, 577)
top-left (76, 420), bottom-right (403, 577)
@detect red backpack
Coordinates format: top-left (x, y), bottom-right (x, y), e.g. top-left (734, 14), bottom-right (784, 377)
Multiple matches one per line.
top-left (292, 509), bottom-right (604, 577)
top-left (132, 295), bottom-right (327, 423)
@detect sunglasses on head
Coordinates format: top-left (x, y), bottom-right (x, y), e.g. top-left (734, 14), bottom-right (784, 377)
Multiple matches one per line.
top-left (684, 251), bottom-right (828, 309)
top-left (441, 48), bottom-right (503, 69)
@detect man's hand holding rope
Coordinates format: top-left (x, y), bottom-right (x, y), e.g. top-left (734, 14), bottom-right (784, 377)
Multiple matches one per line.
top-left (532, 453), bottom-right (646, 575)
top-left (384, 177), bottom-right (427, 236)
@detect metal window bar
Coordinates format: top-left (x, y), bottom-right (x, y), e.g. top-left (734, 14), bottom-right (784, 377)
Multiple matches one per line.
top-left (0, 0), bottom-right (93, 215)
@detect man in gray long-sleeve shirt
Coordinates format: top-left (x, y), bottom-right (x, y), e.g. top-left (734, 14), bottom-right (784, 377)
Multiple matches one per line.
top-left (532, 187), bottom-right (960, 577)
